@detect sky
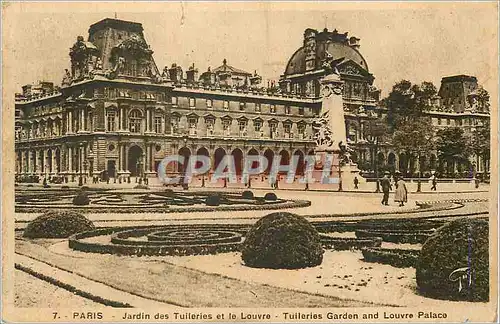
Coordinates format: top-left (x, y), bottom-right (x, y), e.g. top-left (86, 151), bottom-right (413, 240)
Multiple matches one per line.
top-left (3, 2), bottom-right (498, 97)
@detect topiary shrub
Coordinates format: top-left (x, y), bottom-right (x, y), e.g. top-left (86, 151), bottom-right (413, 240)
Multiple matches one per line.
top-left (72, 191), bottom-right (90, 205)
top-left (133, 184), bottom-right (149, 190)
top-left (264, 192), bottom-right (278, 201)
top-left (23, 210), bottom-right (95, 238)
top-left (205, 194), bottom-right (221, 206)
top-left (241, 212), bottom-right (323, 269)
top-left (242, 190), bottom-right (254, 199)
top-left (416, 218), bottom-right (489, 302)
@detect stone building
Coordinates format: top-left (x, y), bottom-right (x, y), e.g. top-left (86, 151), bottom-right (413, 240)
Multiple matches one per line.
top-left (14, 18), bottom-right (490, 185)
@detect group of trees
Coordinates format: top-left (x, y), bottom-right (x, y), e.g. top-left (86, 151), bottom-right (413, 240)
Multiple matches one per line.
top-left (361, 80), bottom-right (491, 178)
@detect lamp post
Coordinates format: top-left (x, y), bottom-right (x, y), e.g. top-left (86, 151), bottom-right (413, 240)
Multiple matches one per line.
top-left (83, 159), bottom-right (88, 184)
top-left (137, 153), bottom-right (144, 184)
top-left (416, 153), bottom-right (422, 192)
top-left (365, 119), bottom-right (385, 193)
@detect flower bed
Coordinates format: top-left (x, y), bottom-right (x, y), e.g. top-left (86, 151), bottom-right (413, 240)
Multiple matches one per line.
top-left (361, 247), bottom-right (420, 268)
top-left (69, 226), bottom-right (244, 256)
top-left (16, 190), bottom-right (309, 213)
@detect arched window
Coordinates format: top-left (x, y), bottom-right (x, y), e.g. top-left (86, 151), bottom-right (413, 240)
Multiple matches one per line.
top-left (129, 110), bottom-right (142, 133)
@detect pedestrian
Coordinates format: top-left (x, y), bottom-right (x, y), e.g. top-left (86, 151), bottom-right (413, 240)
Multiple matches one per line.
top-left (380, 171), bottom-right (392, 205)
top-left (431, 172), bottom-right (437, 191)
top-left (475, 178), bottom-right (480, 189)
top-left (353, 176), bottom-right (359, 189)
top-left (394, 174), bottom-right (408, 207)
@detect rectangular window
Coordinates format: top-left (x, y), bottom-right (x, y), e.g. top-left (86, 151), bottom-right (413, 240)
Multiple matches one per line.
top-left (437, 118), bottom-right (442, 125)
top-left (189, 118), bottom-right (197, 128)
top-left (222, 120), bottom-right (231, 135)
top-left (107, 111), bottom-right (116, 132)
top-left (255, 103), bottom-right (261, 112)
top-left (285, 105), bottom-right (291, 114)
top-left (172, 97), bottom-right (178, 105)
top-left (189, 98), bottom-right (196, 108)
top-left (298, 107), bottom-right (304, 115)
top-left (239, 120), bottom-right (247, 132)
top-left (284, 123), bottom-right (291, 134)
top-left (269, 123), bottom-right (277, 138)
top-left (298, 124), bottom-right (305, 134)
top-left (206, 99), bottom-right (213, 108)
top-left (270, 104), bottom-right (276, 114)
top-left (254, 120), bottom-right (262, 132)
top-left (239, 102), bottom-right (246, 111)
top-left (155, 117), bottom-right (162, 133)
top-left (206, 119), bottom-right (215, 134)
top-left (447, 118), bottom-right (451, 125)
top-left (223, 101), bottom-right (229, 110)
top-left (171, 117), bottom-right (179, 134)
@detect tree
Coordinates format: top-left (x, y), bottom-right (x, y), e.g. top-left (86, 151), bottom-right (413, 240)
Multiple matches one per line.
top-left (392, 117), bottom-right (435, 177)
top-left (384, 80), bottom-right (437, 131)
top-left (469, 120), bottom-right (490, 174)
top-left (436, 127), bottom-right (471, 176)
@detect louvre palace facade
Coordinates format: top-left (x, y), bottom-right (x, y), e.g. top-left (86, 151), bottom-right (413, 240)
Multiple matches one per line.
top-left (14, 18), bottom-right (490, 184)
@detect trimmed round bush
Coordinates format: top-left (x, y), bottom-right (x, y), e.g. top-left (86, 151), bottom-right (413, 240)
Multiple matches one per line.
top-left (72, 191), bottom-right (90, 205)
top-left (264, 192), bottom-right (278, 201)
top-left (416, 218), bottom-right (489, 302)
top-left (23, 210), bottom-right (95, 238)
top-left (242, 190), bottom-right (254, 199)
top-left (205, 194), bottom-right (221, 206)
top-left (241, 212), bottom-right (323, 269)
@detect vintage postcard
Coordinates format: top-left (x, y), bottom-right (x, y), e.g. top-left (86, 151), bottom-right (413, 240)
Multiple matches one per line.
top-left (2, 1), bottom-right (498, 323)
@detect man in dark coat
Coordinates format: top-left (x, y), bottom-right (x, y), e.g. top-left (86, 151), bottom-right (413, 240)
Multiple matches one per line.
top-left (380, 171), bottom-right (392, 205)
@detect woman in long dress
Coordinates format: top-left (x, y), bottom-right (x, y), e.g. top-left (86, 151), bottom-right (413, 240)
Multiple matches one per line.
top-left (394, 176), bottom-right (408, 207)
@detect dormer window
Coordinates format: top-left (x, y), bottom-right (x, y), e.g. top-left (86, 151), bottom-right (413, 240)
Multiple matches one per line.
top-left (223, 101), bottom-right (229, 110)
top-left (270, 104), bottom-right (276, 114)
top-left (172, 97), bottom-right (178, 105)
top-left (189, 98), bottom-right (196, 108)
top-left (239, 102), bottom-right (246, 111)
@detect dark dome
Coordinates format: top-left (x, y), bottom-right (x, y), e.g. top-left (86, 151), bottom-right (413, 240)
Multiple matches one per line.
top-left (284, 42), bottom-right (368, 76)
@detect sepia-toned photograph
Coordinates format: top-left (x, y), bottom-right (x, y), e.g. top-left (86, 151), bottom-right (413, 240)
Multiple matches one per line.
top-left (2, 2), bottom-right (498, 322)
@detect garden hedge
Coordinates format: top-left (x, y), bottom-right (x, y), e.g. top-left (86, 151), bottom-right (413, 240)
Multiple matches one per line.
top-left (264, 192), bottom-right (278, 201)
top-left (72, 191), bottom-right (90, 205)
top-left (242, 190), bottom-right (254, 199)
top-left (241, 212), bottom-right (323, 269)
top-left (416, 218), bottom-right (489, 302)
top-left (362, 247), bottom-right (420, 268)
top-left (23, 210), bottom-right (95, 238)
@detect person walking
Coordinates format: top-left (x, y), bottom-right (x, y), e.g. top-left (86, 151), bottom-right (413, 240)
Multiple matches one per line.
top-left (394, 174), bottom-right (408, 207)
top-left (353, 176), bottom-right (359, 189)
top-left (380, 171), bottom-right (392, 205)
top-left (430, 172), bottom-right (437, 191)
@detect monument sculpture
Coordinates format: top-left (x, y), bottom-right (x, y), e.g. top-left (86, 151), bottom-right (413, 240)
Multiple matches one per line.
top-left (312, 53), bottom-right (365, 190)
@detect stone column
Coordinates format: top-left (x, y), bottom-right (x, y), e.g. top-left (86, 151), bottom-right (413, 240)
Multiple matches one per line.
top-left (122, 144), bottom-right (127, 172)
top-left (27, 151), bottom-right (31, 173)
top-left (80, 108), bottom-right (85, 132)
top-left (146, 109), bottom-right (150, 132)
top-left (117, 108), bottom-right (121, 130)
top-left (51, 148), bottom-right (56, 174)
top-left (68, 147), bottom-right (73, 172)
top-left (19, 151), bottom-right (24, 174)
